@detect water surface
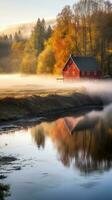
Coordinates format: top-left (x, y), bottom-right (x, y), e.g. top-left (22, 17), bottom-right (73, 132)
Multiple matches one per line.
top-left (1, 104), bottom-right (112, 200)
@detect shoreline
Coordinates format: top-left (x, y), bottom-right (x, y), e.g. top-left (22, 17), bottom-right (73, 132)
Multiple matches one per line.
top-left (0, 92), bottom-right (103, 129)
top-left (0, 105), bottom-right (103, 132)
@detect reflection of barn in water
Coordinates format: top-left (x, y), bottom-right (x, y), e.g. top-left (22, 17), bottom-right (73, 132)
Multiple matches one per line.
top-left (64, 115), bottom-right (100, 134)
top-left (64, 114), bottom-right (112, 174)
top-left (31, 110), bottom-right (112, 174)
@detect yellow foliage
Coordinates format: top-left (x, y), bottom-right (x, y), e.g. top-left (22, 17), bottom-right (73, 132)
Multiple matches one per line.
top-left (37, 41), bottom-right (55, 74)
top-left (50, 6), bottom-right (77, 74)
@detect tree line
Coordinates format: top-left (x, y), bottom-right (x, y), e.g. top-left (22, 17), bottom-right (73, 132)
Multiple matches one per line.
top-left (0, 0), bottom-right (112, 75)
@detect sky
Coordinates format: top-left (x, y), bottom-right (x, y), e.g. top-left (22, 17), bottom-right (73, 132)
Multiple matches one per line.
top-left (0, 0), bottom-right (77, 28)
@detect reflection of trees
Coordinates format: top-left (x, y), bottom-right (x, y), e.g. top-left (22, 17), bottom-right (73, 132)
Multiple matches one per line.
top-left (31, 126), bottom-right (45, 149)
top-left (30, 112), bottom-right (112, 174)
top-left (56, 118), bottom-right (112, 174)
top-left (73, 122), bottom-right (112, 173)
top-left (0, 183), bottom-right (10, 200)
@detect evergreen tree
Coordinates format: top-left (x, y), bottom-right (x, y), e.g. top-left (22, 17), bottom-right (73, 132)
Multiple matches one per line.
top-left (34, 18), bottom-right (46, 56)
top-left (21, 18), bottom-right (51, 74)
top-left (45, 25), bottom-right (52, 40)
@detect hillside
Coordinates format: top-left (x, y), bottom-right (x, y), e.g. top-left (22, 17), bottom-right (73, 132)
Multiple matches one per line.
top-left (0, 18), bottom-right (56, 37)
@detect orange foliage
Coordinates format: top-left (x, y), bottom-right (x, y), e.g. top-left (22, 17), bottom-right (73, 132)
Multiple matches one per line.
top-left (51, 6), bottom-right (76, 74)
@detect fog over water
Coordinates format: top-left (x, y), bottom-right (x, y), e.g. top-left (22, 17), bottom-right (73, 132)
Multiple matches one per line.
top-left (0, 74), bottom-right (111, 90)
top-left (0, 74), bottom-right (111, 103)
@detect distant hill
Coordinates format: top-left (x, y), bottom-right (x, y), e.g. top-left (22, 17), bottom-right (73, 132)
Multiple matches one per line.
top-left (0, 19), bottom-right (56, 38)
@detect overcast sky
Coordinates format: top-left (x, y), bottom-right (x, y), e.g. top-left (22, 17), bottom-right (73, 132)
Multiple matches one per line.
top-left (0, 0), bottom-right (78, 28)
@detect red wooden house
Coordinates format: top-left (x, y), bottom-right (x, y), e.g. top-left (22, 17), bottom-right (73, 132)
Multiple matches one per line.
top-left (63, 55), bottom-right (101, 80)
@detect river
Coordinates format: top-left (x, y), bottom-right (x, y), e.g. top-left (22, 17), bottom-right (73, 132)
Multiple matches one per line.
top-left (0, 103), bottom-right (112, 200)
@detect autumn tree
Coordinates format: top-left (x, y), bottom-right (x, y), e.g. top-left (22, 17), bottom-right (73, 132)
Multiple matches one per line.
top-left (50, 6), bottom-right (77, 74)
top-left (37, 40), bottom-right (55, 74)
top-left (11, 31), bottom-right (26, 72)
top-left (0, 0), bottom-right (112, 75)
top-left (72, 0), bottom-right (112, 74)
top-left (21, 32), bottom-right (37, 73)
top-left (21, 18), bottom-right (52, 74)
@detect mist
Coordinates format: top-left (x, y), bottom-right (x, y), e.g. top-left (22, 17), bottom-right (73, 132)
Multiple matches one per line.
top-left (0, 74), bottom-right (112, 104)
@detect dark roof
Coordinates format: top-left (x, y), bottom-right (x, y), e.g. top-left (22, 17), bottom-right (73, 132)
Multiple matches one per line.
top-left (71, 116), bottom-right (99, 133)
top-left (70, 55), bottom-right (100, 72)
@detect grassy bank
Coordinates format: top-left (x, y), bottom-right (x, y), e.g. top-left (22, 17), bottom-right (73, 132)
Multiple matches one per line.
top-left (0, 92), bottom-right (103, 123)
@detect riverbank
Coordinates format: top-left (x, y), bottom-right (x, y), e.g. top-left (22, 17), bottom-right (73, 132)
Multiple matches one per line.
top-left (0, 75), bottom-right (111, 125)
top-left (0, 92), bottom-right (103, 124)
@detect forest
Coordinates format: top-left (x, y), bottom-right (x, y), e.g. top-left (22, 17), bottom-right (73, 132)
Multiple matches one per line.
top-left (0, 0), bottom-right (112, 75)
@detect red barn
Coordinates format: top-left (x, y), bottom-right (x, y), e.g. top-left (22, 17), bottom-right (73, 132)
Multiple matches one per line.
top-left (63, 55), bottom-right (101, 80)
